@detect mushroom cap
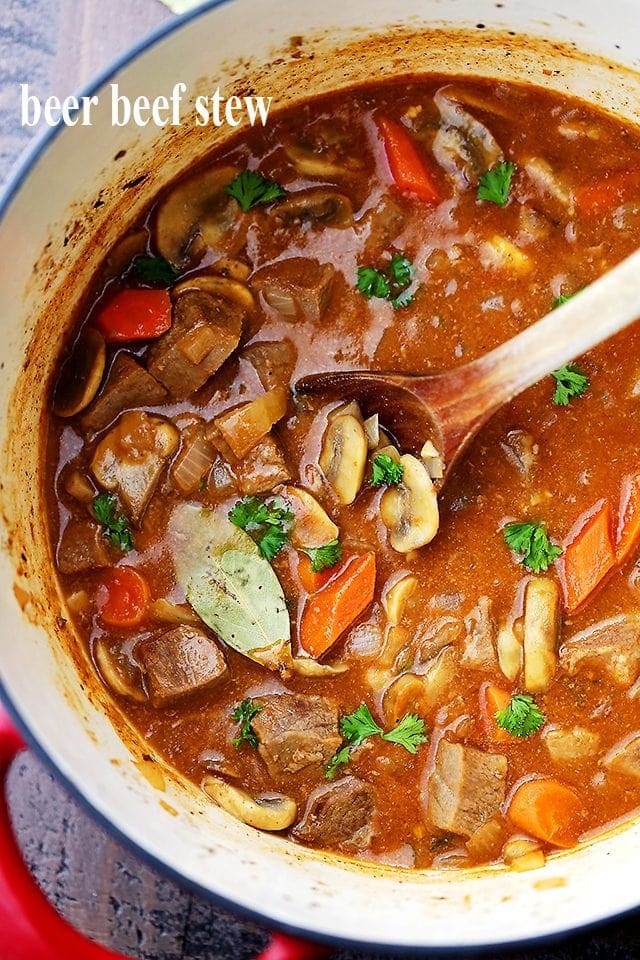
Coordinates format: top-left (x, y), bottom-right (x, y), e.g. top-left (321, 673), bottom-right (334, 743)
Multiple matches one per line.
top-left (54, 327), bottom-right (106, 418)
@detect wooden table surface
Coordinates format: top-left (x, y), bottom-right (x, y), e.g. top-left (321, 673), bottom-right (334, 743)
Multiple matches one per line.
top-left (3, 2), bottom-right (640, 956)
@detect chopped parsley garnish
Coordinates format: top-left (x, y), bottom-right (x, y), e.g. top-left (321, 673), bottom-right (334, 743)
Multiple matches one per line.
top-left (477, 161), bottom-right (516, 207)
top-left (130, 255), bottom-right (180, 287)
top-left (495, 693), bottom-right (545, 738)
top-left (340, 704), bottom-right (383, 746)
top-left (325, 703), bottom-right (428, 779)
top-left (231, 699), bottom-right (263, 749)
top-left (381, 714), bottom-right (428, 753)
top-left (300, 539), bottom-right (343, 573)
top-left (229, 495), bottom-right (294, 560)
top-left (503, 520), bottom-right (562, 573)
top-left (356, 252), bottom-right (418, 309)
top-left (551, 364), bottom-right (590, 406)
top-left (553, 293), bottom-right (574, 309)
top-left (224, 170), bottom-right (286, 212)
top-left (371, 453), bottom-right (404, 487)
top-left (92, 493), bottom-right (133, 552)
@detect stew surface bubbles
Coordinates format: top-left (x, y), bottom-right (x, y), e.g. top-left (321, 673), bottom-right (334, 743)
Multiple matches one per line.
top-left (48, 75), bottom-right (640, 871)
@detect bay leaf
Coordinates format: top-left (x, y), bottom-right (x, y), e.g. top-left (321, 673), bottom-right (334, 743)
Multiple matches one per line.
top-left (168, 503), bottom-right (291, 670)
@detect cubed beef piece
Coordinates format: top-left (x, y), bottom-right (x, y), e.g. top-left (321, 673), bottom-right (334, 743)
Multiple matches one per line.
top-left (604, 734), bottom-right (640, 779)
top-left (57, 518), bottom-right (110, 574)
top-left (81, 353), bottom-right (167, 434)
top-left (560, 614), bottom-right (640, 686)
top-left (241, 340), bottom-right (296, 391)
top-left (461, 596), bottom-right (497, 670)
top-left (237, 435), bottom-right (291, 495)
top-left (136, 625), bottom-right (227, 706)
top-left (147, 291), bottom-right (242, 399)
top-left (252, 258), bottom-right (335, 323)
top-left (428, 740), bottom-right (507, 838)
top-left (91, 410), bottom-right (179, 524)
top-left (292, 776), bottom-right (375, 849)
top-left (251, 693), bottom-right (341, 777)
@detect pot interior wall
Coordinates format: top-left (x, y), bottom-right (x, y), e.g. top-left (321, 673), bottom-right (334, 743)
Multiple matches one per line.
top-left (1, 0), bottom-right (640, 947)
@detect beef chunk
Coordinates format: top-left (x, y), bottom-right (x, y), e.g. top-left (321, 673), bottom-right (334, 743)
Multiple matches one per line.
top-left (428, 740), bottom-right (507, 838)
top-left (252, 258), bottom-right (335, 323)
top-left (147, 291), bottom-right (242, 399)
top-left (242, 340), bottom-right (296, 391)
top-left (292, 776), bottom-right (374, 849)
top-left (81, 353), bottom-right (167, 434)
top-left (604, 734), bottom-right (640, 779)
top-left (251, 693), bottom-right (341, 777)
top-left (57, 518), bottom-right (110, 574)
top-left (91, 410), bottom-right (179, 524)
top-left (461, 596), bottom-right (497, 670)
top-left (237, 435), bottom-right (291, 495)
top-left (136, 625), bottom-right (227, 706)
top-left (560, 614), bottom-right (640, 686)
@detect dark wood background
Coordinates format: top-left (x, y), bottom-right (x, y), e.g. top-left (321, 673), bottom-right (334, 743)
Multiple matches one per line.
top-left (3, 1), bottom-right (640, 955)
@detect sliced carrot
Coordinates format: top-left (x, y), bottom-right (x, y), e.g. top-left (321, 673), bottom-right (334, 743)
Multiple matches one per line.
top-left (507, 778), bottom-right (585, 848)
top-left (560, 499), bottom-right (616, 612)
top-left (377, 116), bottom-right (441, 204)
top-left (575, 169), bottom-right (640, 216)
top-left (99, 567), bottom-right (150, 628)
top-left (299, 552), bottom-right (376, 658)
top-left (94, 288), bottom-right (172, 342)
top-left (296, 553), bottom-right (340, 595)
top-left (480, 683), bottom-right (511, 743)
top-left (616, 474), bottom-right (640, 565)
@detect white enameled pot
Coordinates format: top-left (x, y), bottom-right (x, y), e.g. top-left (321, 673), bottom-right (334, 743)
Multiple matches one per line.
top-left (1, 1), bottom-right (640, 954)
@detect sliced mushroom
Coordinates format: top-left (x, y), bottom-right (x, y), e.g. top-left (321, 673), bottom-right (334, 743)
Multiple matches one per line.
top-left (524, 157), bottom-right (575, 216)
top-left (284, 140), bottom-right (348, 178)
top-left (101, 229), bottom-right (148, 284)
top-left (270, 188), bottom-right (353, 228)
top-left (420, 440), bottom-right (444, 480)
top-left (172, 273), bottom-right (255, 310)
top-left (94, 639), bottom-right (146, 702)
top-left (523, 577), bottom-right (560, 693)
top-left (284, 125), bottom-right (361, 178)
top-left (212, 256), bottom-right (251, 281)
top-left (382, 645), bottom-right (456, 725)
top-left (382, 574), bottom-right (418, 626)
top-left (318, 412), bottom-right (368, 505)
top-left (363, 414), bottom-right (380, 450)
top-left (543, 725), bottom-right (600, 762)
top-left (432, 87), bottom-right (503, 187)
top-left (380, 454), bottom-right (439, 552)
top-left (203, 775), bottom-right (296, 831)
top-left (291, 657), bottom-right (348, 677)
top-left (496, 623), bottom-right (522, 683)
top-left (280, 486), bottom-right (338, 548)
top-left (155, 165), bottom-right (240, 268)
top-left (54, 328), bottom-right (106, 417)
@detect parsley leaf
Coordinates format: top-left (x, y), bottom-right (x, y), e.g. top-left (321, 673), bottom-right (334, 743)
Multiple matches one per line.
top-left (224, 170), bottom-right (286, 212)
top-left (503, 520), bottom-right (562, 573)
top-left (229, 495), bottom-right (294, 560)
top-left (551, 364), bottom-right (590, 406)
top-left (92, 493), bottom-right (133, 552)
top-left (357, 267), bottom-right (391, 300)
top-left (340, 704), bottom-right (383, 746)
top-left (130, 255), bottom-right (180, 287)
top-left (357, 252), bottom-right (418, 309)
top-left (371, 454), bottom-right (404, 487)
top-left (553, 293), bottom-right (574, 309)
top-left (231, 699), bottom-right (263, 749)
top-left (477, 160), bottom-right (516, 207)
top-left (495, 693), bottom-right (545, 738)
top-left (300, 539), bottom-right (343, 573)
top-left (324, 746), bottom-right (351, 781)
top-left (381, 713), bottom-right (429, 753)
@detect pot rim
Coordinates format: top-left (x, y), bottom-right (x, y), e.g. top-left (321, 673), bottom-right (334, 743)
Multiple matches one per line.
top-left (1, 0), bottom-right (638, 951)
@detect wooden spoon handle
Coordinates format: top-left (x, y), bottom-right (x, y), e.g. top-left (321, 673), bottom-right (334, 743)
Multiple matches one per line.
top-left (449, 245), bottom-right (640, 416)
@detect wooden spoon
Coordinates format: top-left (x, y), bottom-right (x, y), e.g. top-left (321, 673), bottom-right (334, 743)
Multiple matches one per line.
top-left (297, 247), bottom-right (640, 481)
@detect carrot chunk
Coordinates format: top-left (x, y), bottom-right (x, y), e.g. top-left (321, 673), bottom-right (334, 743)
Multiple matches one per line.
top-left (95, 289), bottom-right (172, 342)
top-left (99, 567), bottom-right (150, 628)
top-left (575, 169), bottom-right (640, 216)
top-left (480, 683), bottom-right (511, 743)
top-left (296, 553), bottom-right (340, 595)
top-left (616, 474), bottom-right (640, 565)
top-left (507, 778), bottom-right (585, 848)
top-left (377, 116), bottom-right (441, 204)
top-left (560, 500), bottom-right (616, 611)
top-left (299, 552), bottom-right (376, 658)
